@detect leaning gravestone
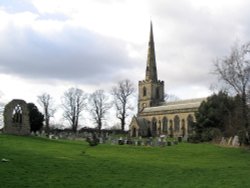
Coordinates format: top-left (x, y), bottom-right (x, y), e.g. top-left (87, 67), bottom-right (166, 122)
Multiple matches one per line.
top-left (3, 99), bottom-right (30, 135)
top-left (227, 137), bottom-right (233, 146)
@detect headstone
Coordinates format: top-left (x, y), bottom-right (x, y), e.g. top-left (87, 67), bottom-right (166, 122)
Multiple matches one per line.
top-left (134, 140), bottom-right (138, 146)
top-left (228, 137), bottom-right (233, 145)
top-left (220, 137), bottom-right (226, 145)
top-left (118, 137), bottom-right (124, 145)
top-left (157, 137), bottom-right (161, 146)
top-left (178, 136), bottom-right (182, 142)
top-left (141, 141), bottom-right (145, 146)
top-left (232, 135), bottom-right (240, 147)
top-left (99, 137), bottom-right (103, 144)
top-left (127, 139), bottom-right (132, 145)
top-left (111, 139), bottom-right (116, 145)
top-left (138, 140), bottom-right (141, 146)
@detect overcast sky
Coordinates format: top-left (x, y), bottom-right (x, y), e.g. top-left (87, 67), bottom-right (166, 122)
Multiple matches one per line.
top-left (0, 0), bottom-right (250, 127)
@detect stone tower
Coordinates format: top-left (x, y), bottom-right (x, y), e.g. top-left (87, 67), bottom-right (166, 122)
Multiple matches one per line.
top-left (138, 22), bottom-right (164, 113)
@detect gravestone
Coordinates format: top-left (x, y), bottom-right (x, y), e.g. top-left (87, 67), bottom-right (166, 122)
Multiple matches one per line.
top-left (99, 137), bottom-right (103, 144)
top-left (220, 137), bottom-right (226, 145)
top-left (228, 137), bottom-right (233, 145)
top-left (3, 99), bottom-right (30, 135)
top-left (232, 135), bottom-right (239, 147)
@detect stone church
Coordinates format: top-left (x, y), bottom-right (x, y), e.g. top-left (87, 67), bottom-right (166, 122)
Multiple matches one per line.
top-left (130, 23), bottom-right (205, 138)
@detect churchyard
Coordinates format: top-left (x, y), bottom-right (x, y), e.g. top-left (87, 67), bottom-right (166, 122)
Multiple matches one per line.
top-left (1, 134), bottom-right (250, 188)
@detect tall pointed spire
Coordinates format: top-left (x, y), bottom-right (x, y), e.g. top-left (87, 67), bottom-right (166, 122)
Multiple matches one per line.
top-left (145, 21), bottom-right (158, 82)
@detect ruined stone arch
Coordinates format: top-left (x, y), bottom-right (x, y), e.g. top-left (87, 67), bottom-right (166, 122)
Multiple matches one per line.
top-left (3, 99), bottom-right (30, 135)
top-left (12, 104), bottom-right (23, 124)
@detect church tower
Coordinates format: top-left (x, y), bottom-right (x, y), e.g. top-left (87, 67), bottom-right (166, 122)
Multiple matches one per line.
top-left (138, 22), bottom-right (165, 113)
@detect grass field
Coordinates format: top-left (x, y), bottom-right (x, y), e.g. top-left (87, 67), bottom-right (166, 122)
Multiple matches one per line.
top-left (0, 134), bottom-right (250, 188)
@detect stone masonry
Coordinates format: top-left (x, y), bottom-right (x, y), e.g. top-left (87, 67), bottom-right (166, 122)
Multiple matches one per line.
top-left (3, 99), bottom-right (30, 135)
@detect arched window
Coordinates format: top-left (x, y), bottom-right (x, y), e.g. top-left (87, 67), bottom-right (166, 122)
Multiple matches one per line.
top-left (156, 87), bottom-right (160, 99)
top-left (143, 87), bottom-right (147, 97)
top-left (187, 115), bottom-right (194, 134)
top-left (162, 117), bottom-right (168, 132)
top-left (12, 104), bottom-right (23, 124)
top-left (152, 117), bottom-right (157, 133)
top-left (174, 115), bottom-right (180, 132)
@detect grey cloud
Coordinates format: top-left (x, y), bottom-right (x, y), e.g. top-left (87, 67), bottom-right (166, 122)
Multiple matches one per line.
top-left (0, 25), bottom-right (134, 84)
top-left (147, 0), bottom-right (250, 91)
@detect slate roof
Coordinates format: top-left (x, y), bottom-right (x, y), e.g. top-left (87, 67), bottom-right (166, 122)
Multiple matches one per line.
top-left (142, 97), bottom-right (206, 113)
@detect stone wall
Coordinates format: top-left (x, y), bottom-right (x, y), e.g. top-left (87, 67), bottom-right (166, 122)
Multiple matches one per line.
top-left (3, 99), bottom-right (30, 135)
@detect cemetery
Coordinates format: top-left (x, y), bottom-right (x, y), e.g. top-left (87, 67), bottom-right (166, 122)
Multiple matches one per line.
top-left (1, 134), bottom-right (250, 188)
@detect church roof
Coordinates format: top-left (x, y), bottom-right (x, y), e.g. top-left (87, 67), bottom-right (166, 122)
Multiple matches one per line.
top-left (142, 97), bottom-right (206, 113)
top-left (130, 116), bottom-right (148, 130)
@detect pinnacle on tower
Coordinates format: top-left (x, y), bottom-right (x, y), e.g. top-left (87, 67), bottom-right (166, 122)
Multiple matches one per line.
top-left (145, 21), bottom-right (158, 82)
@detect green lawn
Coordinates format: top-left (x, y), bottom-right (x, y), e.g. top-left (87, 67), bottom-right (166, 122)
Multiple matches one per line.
top-left (0, 134), bottom-right (250, 188)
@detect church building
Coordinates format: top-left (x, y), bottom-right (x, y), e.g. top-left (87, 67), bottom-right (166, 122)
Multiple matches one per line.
top-left (130, 22), bottom-right (205, 138)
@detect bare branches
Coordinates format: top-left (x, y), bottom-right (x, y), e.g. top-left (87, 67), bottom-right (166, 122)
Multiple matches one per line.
top-left (214, 42), bottom-right (250, 96)
top-left (88, 90), bottom-right (111, 131)
top-left (61, 88), bottom-right (87, 132)
top-left (37, 93), bottom-right (55, 133)
top-left (111, 79), bottom-right (135, 131)
top-left (214, 41), bottom-right (250, 128)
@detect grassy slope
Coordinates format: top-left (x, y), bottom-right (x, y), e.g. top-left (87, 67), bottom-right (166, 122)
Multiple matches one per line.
top-left (0, 134), bottom-right (250, 188)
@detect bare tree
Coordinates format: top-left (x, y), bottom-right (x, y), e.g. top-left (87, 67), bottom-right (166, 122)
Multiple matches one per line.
top-left (88, 90), bottom-right (111, 132)
top-left (214, 42), bottom-right (250, 128)
top-left (61, 88), bottom-right (87, 132)
top-left (37, 93), bottom-right (55, 133)
top-left (111, 79), bottom-right (135, 131)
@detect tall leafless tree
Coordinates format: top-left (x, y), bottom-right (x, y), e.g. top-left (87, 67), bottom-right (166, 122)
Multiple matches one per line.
top-left (88, 90), bottom-right (111, 132)
top-left (214, 42), bottom-right (250, 128)
top-left (111, 79), bottom-right (135, 131)
top-left (61, 88), bottom-right (87, 132)
top-left (37, 93), bottom-right (55, 133)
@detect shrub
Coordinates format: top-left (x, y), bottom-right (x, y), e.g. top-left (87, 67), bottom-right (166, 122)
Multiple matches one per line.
top-left (187, 134), bottom-right (201, 143)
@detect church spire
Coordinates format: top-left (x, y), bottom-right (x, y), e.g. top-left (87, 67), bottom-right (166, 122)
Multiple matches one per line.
top-left (145, 21), bottom-right (158, 82)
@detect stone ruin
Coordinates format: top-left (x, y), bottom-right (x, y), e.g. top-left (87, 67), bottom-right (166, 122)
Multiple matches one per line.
top-left (3, 99), bottom-right (30, 135)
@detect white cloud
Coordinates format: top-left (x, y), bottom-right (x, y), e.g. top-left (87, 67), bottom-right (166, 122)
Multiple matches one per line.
top-left (1, 0), bottom-right (250, 125)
